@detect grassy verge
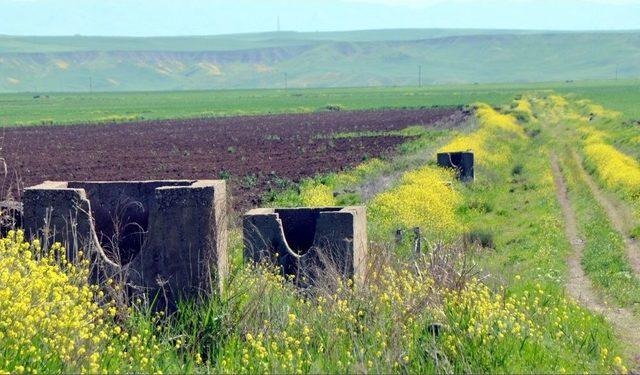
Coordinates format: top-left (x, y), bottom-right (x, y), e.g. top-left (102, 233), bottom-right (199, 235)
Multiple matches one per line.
top-left (531, 93), bottom-right (640, 314)
top-left (262, 98), bottom-right (628, 372)
top-left (265, 124), bottom-right (467, 209)
top-left (454, 99), bottom-right (625, 372)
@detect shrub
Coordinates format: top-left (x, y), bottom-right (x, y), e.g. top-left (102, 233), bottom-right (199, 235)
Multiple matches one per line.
top-left (465, 229), bottom-right (495, 249)
top-left (509, 98), bottom-right (534, 122)
top-left (0, 231), bottom-right (178, 373)
top-left (581, 128), bottom-right (640, 198)
top-left (299, 182), bottom-right (337, 206)
top-left (0, 231), bottom-right (110, 372)
top-left (369, 166), bottom-right (462, 241)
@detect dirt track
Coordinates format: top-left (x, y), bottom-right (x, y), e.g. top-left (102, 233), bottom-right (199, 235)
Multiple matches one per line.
top-left (551, 153), bottom-right (640, 364)
top-left (570, 150), bottom-right (640, 275)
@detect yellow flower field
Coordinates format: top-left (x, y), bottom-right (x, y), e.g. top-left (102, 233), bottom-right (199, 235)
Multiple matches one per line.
top-left (0, 231), bottom-right (106, 373)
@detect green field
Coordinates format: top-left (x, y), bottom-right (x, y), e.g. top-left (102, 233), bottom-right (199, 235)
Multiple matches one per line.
top-left (2, 79), bottom-right (638, 126)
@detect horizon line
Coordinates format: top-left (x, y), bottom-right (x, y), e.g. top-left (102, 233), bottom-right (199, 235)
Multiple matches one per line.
top-left (2, 27), bottom-right (640, 39)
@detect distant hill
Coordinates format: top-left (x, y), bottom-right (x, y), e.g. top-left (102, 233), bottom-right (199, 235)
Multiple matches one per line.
top-left (0, 29), bottom-right (638, 92)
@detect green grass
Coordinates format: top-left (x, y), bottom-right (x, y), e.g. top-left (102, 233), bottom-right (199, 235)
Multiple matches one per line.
top-left (262, 98), bottom-right (626, 372)
top-left (2, 79), bottom-right (639, 127)
top-left (5, 78), bottom-right (640, 372)
top-left (556, 82), bottom-right (640, 167)
top-left (0, 83), bottom-right (515, 126)
top-left (216, 100), bottom-right (623, 372)
top-left (535, 92), bottom-right (640, 313)
top-left (555, 80), bottom-right (640, 119)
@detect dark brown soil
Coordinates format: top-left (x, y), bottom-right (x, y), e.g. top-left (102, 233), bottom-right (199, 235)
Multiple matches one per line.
top-left (1, 108), bottom-right (464, 211)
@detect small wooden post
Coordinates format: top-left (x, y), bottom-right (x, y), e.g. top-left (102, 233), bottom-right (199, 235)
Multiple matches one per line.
top-left (413, 227), bottom-right (422, 254)
top-left (395, 228), bottom-right (404, 245)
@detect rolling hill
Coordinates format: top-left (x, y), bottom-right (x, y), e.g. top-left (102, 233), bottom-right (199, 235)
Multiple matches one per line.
top-left (0, 29), bottom-right (638, 92)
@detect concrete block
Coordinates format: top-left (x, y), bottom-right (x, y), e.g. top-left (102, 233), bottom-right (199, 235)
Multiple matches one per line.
top-left (243, 206), bottom-right (367, 287)
top-left (23, 181), bottom-right (98, 262)
top-left (129, 180), bottom-right (228, 307)
top-left (437, 152), bottom-right (474, 182)
top-left (22, 180), bottom-right (228, 309)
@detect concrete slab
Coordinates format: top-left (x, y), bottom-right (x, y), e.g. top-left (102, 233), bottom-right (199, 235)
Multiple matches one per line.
top-left (243, 206), bottom-right (367, 287)
top-left (437, 152), bottom-right (475, 182)
top-left (22, 179), bottom-right (228, 309)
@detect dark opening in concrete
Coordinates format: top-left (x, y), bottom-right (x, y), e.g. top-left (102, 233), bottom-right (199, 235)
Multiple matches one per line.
top-left (244, 206), bottom-right (367, 287)
top-left (274, 207), bottom-right (342, 255)
top-left (68, 181), bottom-right (193, 265)
top-left (437, 151), bottom-right (474, 182)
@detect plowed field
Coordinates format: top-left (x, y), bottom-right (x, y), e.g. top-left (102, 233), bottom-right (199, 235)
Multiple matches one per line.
top-left (2, 108), bottom-right (465, 210)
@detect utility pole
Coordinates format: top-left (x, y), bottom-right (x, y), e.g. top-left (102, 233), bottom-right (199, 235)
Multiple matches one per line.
top-left (418, 65), bottom-right (422, 87)
top-left (284, 72), bottom-right (288, 90)
top-left (615, 64), bottom-right (619, 81)
top-left (277, 16), bottom-right (280, 33)
top-left (89, 76), bottom-right (93, 94)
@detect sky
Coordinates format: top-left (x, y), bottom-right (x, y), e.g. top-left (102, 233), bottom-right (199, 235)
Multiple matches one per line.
top-left (1, 0), bottom-right (639, 36)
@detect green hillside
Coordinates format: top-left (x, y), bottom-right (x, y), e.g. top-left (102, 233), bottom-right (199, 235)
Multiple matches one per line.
top-left (0, 29), bottom-right (638, 92)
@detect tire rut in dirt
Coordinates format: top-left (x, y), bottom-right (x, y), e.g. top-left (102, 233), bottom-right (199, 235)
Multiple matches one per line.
top-left (550, 153), bottom-right (640, 365)
top-left (570, 150), bottom-right (640, 276)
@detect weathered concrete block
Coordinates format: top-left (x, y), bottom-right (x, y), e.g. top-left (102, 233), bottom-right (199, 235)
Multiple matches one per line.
top-left (129, 180), bottom-right (228, 306)
top-left (243, 206), bottom-right (367, 287)
top-left (437, 152), bottom-right (475, 182)
top-left (23, 181), bottom-right (98, 262)
top-left (22, 180), bottom-right (228, 309)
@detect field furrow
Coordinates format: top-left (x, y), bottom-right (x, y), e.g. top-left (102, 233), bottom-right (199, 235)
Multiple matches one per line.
top-left (1, 108), bottom-right (464, 211)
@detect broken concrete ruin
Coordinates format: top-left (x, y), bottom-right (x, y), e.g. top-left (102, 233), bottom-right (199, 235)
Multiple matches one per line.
top-left (437, 151), bottom-right (475, 182)
top-left (243, 206), bottom-right (367, 287)
top-left (22, 180), bottom-right (228, 309)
